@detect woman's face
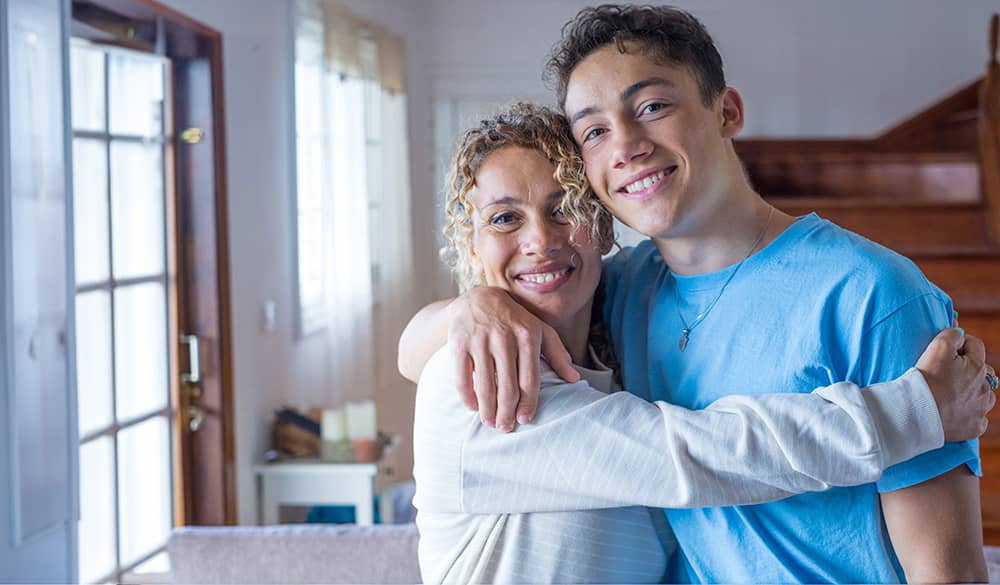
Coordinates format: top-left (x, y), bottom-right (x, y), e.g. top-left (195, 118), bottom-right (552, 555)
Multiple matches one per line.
top-left (468, 145), bottom-right (605, 330)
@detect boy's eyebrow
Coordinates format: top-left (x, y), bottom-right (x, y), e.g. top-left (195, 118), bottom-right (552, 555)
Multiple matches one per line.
top-left (621, 76), bottom-right (674, 101)
top-left (569, 76), bottom-right (675, 127)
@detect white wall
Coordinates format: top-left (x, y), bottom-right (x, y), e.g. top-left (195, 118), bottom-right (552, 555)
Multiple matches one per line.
top-left (153, 0), bottom-right (997, 523)
top-left (428, 0), bottom-right (997, 135)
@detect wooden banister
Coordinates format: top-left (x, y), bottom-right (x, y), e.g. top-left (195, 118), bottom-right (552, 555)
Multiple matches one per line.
top-left (981, 14), bottom-right (1000, 240)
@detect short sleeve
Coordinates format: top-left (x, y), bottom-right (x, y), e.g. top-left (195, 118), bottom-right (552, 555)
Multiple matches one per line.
top-left (855, 292), bottom-right (982, 492)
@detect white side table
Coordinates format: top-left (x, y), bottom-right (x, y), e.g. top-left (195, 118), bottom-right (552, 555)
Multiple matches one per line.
top-left (254, 460), bottom-right (378, 525)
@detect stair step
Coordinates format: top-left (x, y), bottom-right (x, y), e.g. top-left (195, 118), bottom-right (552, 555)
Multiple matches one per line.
top-left (773, 200), bottom-right (993, 255)
top-left (747, 155), bottom-right (980, 202)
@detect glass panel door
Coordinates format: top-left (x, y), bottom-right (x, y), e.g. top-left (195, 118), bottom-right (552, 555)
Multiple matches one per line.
top-left (70, 41), bottom-right (175, 584)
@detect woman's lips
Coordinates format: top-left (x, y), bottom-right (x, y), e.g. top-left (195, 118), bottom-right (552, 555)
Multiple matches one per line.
top-left (515, 267), bottom-right (574, 292)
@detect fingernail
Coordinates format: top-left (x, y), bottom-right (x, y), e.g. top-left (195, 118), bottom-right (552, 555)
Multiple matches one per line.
top-left (953, 309), bottom-right (960, 321)
top-left (497, 422), bottom-right (512, 433)
top-left (517, 414), bottom-right (531, 425)
top-left (957, 327), bottom-right (965, 336)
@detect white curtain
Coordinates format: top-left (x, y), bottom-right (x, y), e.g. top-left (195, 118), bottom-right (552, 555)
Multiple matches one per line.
top-left (293, 0), bottom-right (415, 424)
top-left (324, 74), bottom-right (377, 402)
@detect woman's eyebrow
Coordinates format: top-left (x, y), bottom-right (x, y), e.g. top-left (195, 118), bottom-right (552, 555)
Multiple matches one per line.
top-left (480, 196), bottom-right (518, 210)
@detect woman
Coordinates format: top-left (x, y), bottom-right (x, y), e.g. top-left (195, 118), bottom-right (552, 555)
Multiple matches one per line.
top-left (411, 102), bottom-right (989, 584)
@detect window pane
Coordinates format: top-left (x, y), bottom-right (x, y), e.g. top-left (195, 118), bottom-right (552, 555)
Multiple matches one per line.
top-left (110, 140), bottom-right (164, 279)
top-left (71, 45), bottom-right (105, 132)
top-left (294, 62), bottom-right (323, 139)
top-left (108, 52), bottom-right (163, 137)
top-left (133, 551), bottom-right (170, 573)
top-left (296, 136), bottom-right (323, 211)
top-left (79, 437), bottom-right (117, 584)
top-left (117, 416), bottom-right (171, 567)
top-left (76, 290), bottom-right (114, 437)
top-left (298, 211), bottom-right (324, 306)
top-left (113, 283), bottom-right (168, 421)
top-left (73, 138), bottom-right (110, 285)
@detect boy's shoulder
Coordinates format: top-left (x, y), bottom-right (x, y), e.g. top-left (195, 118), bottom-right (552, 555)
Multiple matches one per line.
top-left (797, 215), bottom-right (946, 301)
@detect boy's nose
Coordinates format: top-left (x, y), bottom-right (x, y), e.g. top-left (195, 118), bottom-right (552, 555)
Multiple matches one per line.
top-left (612, 123), bottom-right (653, 169)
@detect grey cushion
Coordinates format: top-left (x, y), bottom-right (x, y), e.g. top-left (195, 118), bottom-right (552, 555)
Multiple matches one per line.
top-left (987, 545), bottom-right (1000, 583)
top-left (167, 523), bottom-right (420, 584)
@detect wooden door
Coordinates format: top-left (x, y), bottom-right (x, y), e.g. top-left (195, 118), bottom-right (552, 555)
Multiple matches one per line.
top-left (70, 0), bottom-right (235, 530)
top-left (173, 54), bottom-right (235, 526)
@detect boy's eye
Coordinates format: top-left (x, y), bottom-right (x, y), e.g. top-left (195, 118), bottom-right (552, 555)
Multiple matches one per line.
top-left (641, 102), bottom-right (669, 115)
top-left (583, 127), bottom-right (606, 142)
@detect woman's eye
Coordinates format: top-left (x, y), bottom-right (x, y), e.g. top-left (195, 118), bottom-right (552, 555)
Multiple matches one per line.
top-left (552, 208), bottom-right (569, 223)
top-left (490, 212), bottom-right (516, 226)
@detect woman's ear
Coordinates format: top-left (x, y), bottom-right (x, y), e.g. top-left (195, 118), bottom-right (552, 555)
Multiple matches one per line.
top-left (468, 243), bottom-right (484, 281)
top-left (718, 86), bottom-right (745, 139)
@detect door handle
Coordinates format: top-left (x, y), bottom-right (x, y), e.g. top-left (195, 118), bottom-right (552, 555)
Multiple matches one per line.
top-left (180, 334), bottom-right (201, 385)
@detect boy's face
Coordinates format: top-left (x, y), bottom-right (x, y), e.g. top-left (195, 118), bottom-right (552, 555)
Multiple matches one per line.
top-left (564, 43), bottom-right (742, 240)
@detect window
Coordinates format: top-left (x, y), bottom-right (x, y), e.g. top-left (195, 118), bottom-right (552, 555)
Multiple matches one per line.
top-left (70, 42), bottom-right (174, 584)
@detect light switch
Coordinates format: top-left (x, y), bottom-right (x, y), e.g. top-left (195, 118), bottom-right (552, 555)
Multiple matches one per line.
top-left (262, 300), bottom-right (276, 333)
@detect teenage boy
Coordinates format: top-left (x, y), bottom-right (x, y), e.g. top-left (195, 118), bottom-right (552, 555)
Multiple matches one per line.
top-left (400, 5), bottom-right (989, 583)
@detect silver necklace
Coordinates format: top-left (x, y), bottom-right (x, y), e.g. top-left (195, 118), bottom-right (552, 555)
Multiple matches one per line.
top-left (673, 205), bottom-right (775, 352)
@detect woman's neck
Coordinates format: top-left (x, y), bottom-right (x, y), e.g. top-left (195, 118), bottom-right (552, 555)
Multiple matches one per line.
top-left (553, 300), bottom-right (595, 369)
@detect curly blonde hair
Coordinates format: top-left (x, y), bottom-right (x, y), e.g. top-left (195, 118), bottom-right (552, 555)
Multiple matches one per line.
top-left (441, 101), bottom-right (613, 292)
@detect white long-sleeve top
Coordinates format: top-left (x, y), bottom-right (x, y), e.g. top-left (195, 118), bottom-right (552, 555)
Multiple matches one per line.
top-left (413, 347), bottom-right (943, 584)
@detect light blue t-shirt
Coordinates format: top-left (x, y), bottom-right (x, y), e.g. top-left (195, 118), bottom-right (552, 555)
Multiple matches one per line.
top-left (602, 213), bottom-right (980, 584)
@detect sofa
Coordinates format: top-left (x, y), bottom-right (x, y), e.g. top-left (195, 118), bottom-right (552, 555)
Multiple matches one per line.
top-left (167, 523), bottom-right (421, 584)
top-left (168, 524), bottom-right (1000, 584)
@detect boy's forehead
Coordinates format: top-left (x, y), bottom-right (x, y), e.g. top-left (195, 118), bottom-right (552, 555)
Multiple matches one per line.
top-left (564, 47), bottom-right (693, 115)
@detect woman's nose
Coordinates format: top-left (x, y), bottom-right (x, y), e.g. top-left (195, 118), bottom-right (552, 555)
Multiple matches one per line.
top-left (521, 219), bottom-right (564, 257)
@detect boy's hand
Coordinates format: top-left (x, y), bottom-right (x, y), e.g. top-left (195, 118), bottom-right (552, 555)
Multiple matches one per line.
top-left (448, 287), bottom-right (579, 432)
top-left (917, 328), bottom-right (996, 442)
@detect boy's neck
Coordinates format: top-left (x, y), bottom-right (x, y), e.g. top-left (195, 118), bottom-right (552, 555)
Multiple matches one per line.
top-left (652, 190), bottom-right (796, 276)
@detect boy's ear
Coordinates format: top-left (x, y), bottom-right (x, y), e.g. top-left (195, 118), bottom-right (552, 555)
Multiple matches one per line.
top-left (718, 87), bottom-right (745, 139)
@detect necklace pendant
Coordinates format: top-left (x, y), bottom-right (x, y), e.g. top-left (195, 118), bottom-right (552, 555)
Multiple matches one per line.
top-left (679, 329), bottom-right (690, 352)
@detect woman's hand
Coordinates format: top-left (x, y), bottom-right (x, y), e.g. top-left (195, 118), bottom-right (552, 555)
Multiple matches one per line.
top-left (916, 328), bottom-right (996, 442)
top-left (448, 287), bottom-right (579, 432)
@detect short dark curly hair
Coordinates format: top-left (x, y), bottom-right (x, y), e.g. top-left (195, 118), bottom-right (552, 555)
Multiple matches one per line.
top-left (545, 4), bottom-right (726, 109)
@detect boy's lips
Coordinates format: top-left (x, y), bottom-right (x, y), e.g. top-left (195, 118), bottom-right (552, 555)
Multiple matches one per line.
top-left (617, 165), bottom-right (678, 200)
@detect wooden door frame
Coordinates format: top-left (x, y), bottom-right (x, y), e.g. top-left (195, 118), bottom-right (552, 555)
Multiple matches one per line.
top-left (69, 0), bottom-right (235, 525)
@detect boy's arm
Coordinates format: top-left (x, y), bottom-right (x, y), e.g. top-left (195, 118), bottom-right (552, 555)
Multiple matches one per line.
top-left (860, 295), bottom-right (988, 582)
top-left (397, 298), bottom-right (452, 384)
top-left (882, 467), bottom-right (987, 583)
top-left (398, 287), bottom-right (576, 427)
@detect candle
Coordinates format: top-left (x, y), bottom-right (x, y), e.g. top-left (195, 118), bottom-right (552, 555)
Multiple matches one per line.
top-left (345, 400), bottom-right (376, 441)
top-left (321, 408), bottom-right (345, 441)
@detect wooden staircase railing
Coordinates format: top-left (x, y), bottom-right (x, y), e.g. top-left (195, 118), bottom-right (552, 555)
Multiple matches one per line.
top-left (981, 14), bottom-right (1000, 242)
